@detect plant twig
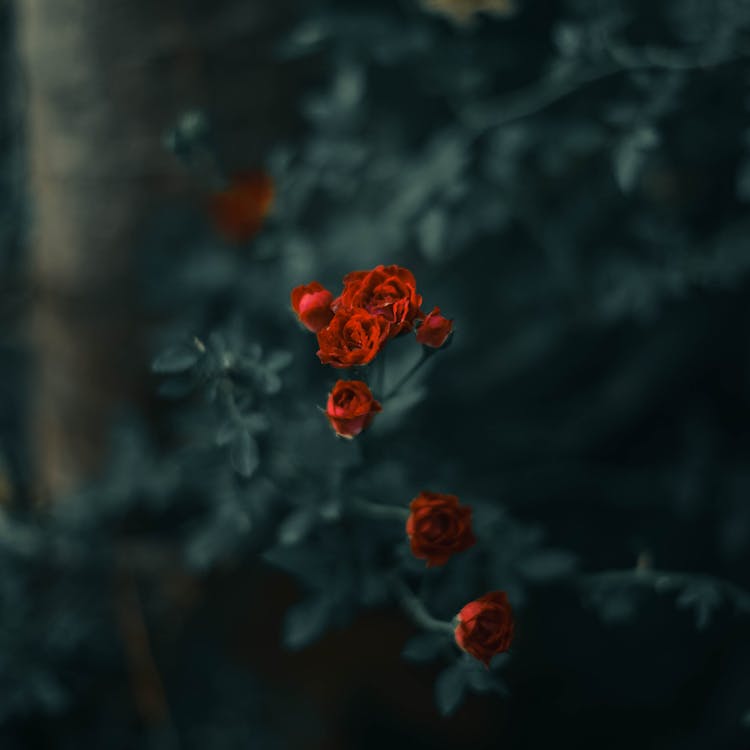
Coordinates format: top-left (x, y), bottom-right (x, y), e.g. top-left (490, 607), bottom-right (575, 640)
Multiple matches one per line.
top-left (352, 498), bottom-right (410, 522)
top-left (390, 573), bottom-right (455, 635)
top-left (383, 349), bottom-right (433, 400)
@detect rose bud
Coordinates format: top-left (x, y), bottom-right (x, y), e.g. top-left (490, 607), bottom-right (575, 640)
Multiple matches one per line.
top-left (334, 265), bottom-right (423, 337)
top-left (316, 308), bottom-right (390, 368)
top-left (208, 170), bottom-right (274, 243)
top-left (291, 282), bottom-right (335, 333)
top-left (454, 591), bottom-right (515, 666)
top-left (405, 491), bottom-right (476, 567)
top-left (416, 307), bottom-right (453, 348)
top-left (325, 380), bottom-right (382, 438)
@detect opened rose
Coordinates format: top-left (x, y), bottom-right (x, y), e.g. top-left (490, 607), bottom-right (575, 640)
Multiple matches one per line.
top-left (406, 491), bottom-right (476, 567)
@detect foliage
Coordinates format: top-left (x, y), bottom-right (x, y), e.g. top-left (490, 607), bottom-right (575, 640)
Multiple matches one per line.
top-left (1, 0), bottom-right (750, 746)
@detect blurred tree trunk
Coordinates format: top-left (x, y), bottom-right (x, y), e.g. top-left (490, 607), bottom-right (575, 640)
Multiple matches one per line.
top-left (17, 0), bottom-right (300, 500)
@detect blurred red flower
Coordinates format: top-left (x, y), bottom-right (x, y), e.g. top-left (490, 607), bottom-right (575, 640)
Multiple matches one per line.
top-left (209, 170), bottom-right (274, 243)
top-left (325, 380), bottom-right (381, 438)
top-left (406, 491), bottom-right (476, 567)
top-left (454, 591), bottom-right (514, 666)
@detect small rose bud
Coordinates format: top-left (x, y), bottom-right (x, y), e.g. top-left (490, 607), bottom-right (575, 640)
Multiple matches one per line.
top-left (325, 380), bottom-right (382, 438)
top-left (454, 591), bottom-right (514, 666)
top-left (209, 170), bottom-right (274, 243)
top-left (291, 282), bottom-right (335, 333)
top-left (416, 307), bottom-right (453, 348)
top-left (405, 491), bottom-right (476, 567)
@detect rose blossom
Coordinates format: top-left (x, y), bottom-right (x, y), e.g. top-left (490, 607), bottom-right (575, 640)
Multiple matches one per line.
top-left (325, 380), bottom-right (382, 438)
top-left (291, 282), bottom-right (335, 333)
top-left (416, 307), bottom-right (453, 348)
top-left (454, 591), bottom-right (515, 666)
top-left (316, 308), bottom-right (390, 368)
top-left (209, 170), bottom-right (274, 243)
top-left (334, 265), bottom-right (423, 337)
top-left (405, 491), bottom-right (476, 567)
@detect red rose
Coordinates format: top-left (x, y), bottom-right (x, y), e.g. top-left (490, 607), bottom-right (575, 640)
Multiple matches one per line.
top-left (291, 282), bottom-right (335, 332)
top-left (454, 591), bottom-right (515, 666)
top-left (405, 491), bottom-right (476, 567)
top-left (416, 307), bottom-right (453, 348)
top-left (316, 308), bottom-right (390, 368)
top-left (325, 380), bottom-right (382, 438)
top-left (209, 170), bottom-right (274, 243)
top-left (335, 265), bottom-right (423, 337)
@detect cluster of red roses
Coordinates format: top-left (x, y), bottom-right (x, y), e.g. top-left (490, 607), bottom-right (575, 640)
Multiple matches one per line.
top-left (291, 264), bottom-right (453, 439)
top-left (290, 266), bottom-right (513, 667)
top-left (406, 491), bottom-right (514, 665)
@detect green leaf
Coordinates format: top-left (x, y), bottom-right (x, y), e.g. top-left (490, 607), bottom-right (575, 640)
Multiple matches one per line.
top-left (516, 549), bottom-right (577, 582)
top-left (401, 632), bottom-right (447, 663)
top-left (465, 665), bottom-right (509, 696)
top-left (230, 430), bottom-right (259, 478)
top-left (283, 596), bottom-right (331, 650)
top-left (278, 508), bottom-right (318, 546)
top-left (152, 342), bottom-right (201, 374)
top-left (435, 662), bottom-right (467, 717)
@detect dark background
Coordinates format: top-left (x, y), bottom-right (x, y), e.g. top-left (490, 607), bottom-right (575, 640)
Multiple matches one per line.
top-left (1, 0), bottom-right (750, 747)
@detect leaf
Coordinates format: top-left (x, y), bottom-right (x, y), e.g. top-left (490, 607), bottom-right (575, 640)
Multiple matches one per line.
top-left (230, 430), bottom-right (259, 478)
top-left (516, 549), bottom-right (578, 582)
top-left (465, 665), bottom-right (509, 696)
top-left (283, 596), bottom-right (331, 650)
top-left (401, 632), bottom-right (447, 663)
top-left (677, 580), bottom-right (723, 630)
top-left (435, 662), bottom-right (467, 717)
top-left (215, 421), bottom-right (237, 447)
top-left (152, 342), bottom-right (201, 374)
top-left (266, 350), bottom-right (293, 372)
top-left (262, 545), bottom-right (327, 588)
top-left (613, 126), bottom-right (659, 193)
top-left (278, 508), bottom-right (318, 546)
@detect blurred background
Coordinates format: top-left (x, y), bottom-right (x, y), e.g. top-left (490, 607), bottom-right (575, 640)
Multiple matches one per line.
top-left (1, 0), bottom-right (750, 747)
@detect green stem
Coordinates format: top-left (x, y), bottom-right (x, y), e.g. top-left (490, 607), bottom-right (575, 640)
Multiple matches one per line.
top-left (384, 349), bottom-right (433, 400)
top-left (352, 498), bottom-right (409, 522)
top-left (390, 574), bottom-right (455, 635)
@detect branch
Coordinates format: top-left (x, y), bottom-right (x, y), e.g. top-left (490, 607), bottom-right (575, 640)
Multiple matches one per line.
top-left (352, 498), bottom-right (410, 522)
top-left (390, 574), bottom-right (455, 635)
top-left (579, 568), bottom-right (750, 614)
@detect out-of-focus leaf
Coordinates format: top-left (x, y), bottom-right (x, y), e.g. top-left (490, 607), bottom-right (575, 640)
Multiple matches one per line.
top-left (613, 126), bottom-right (660, 193)
top-left (401, 632), bottom-right (448, 663)
top-left (435, 662), bottom-right (467, 717)
top-left (230, 430), bottom-right (259, 478)
top-left (676, 580), bottom-right (723, 630)
top-left (152, 342), bottom-right (202, 373)
top-left (278, 508), bottom-right (318, 546)
top-left (516, 549), bottom-right (578, 582)
top-left (283, 596), bottom-right (332, 650)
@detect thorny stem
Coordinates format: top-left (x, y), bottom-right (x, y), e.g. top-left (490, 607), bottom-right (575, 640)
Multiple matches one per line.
top-left (383, 348), bottom-right (434, 400)
top-left (352, 498), bottom-right (410, 522)
top-left (390, 573), bottom-right (455, 636)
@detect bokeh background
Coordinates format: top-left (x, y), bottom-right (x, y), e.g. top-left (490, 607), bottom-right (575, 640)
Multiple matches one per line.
top-left (1, 0), bottom-right (750, 747)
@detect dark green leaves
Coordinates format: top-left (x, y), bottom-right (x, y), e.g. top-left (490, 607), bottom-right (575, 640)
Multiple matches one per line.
top-left (435, 656), bottom-right (509, 716)
top-left (151, 340), bottom-right (203, 374)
